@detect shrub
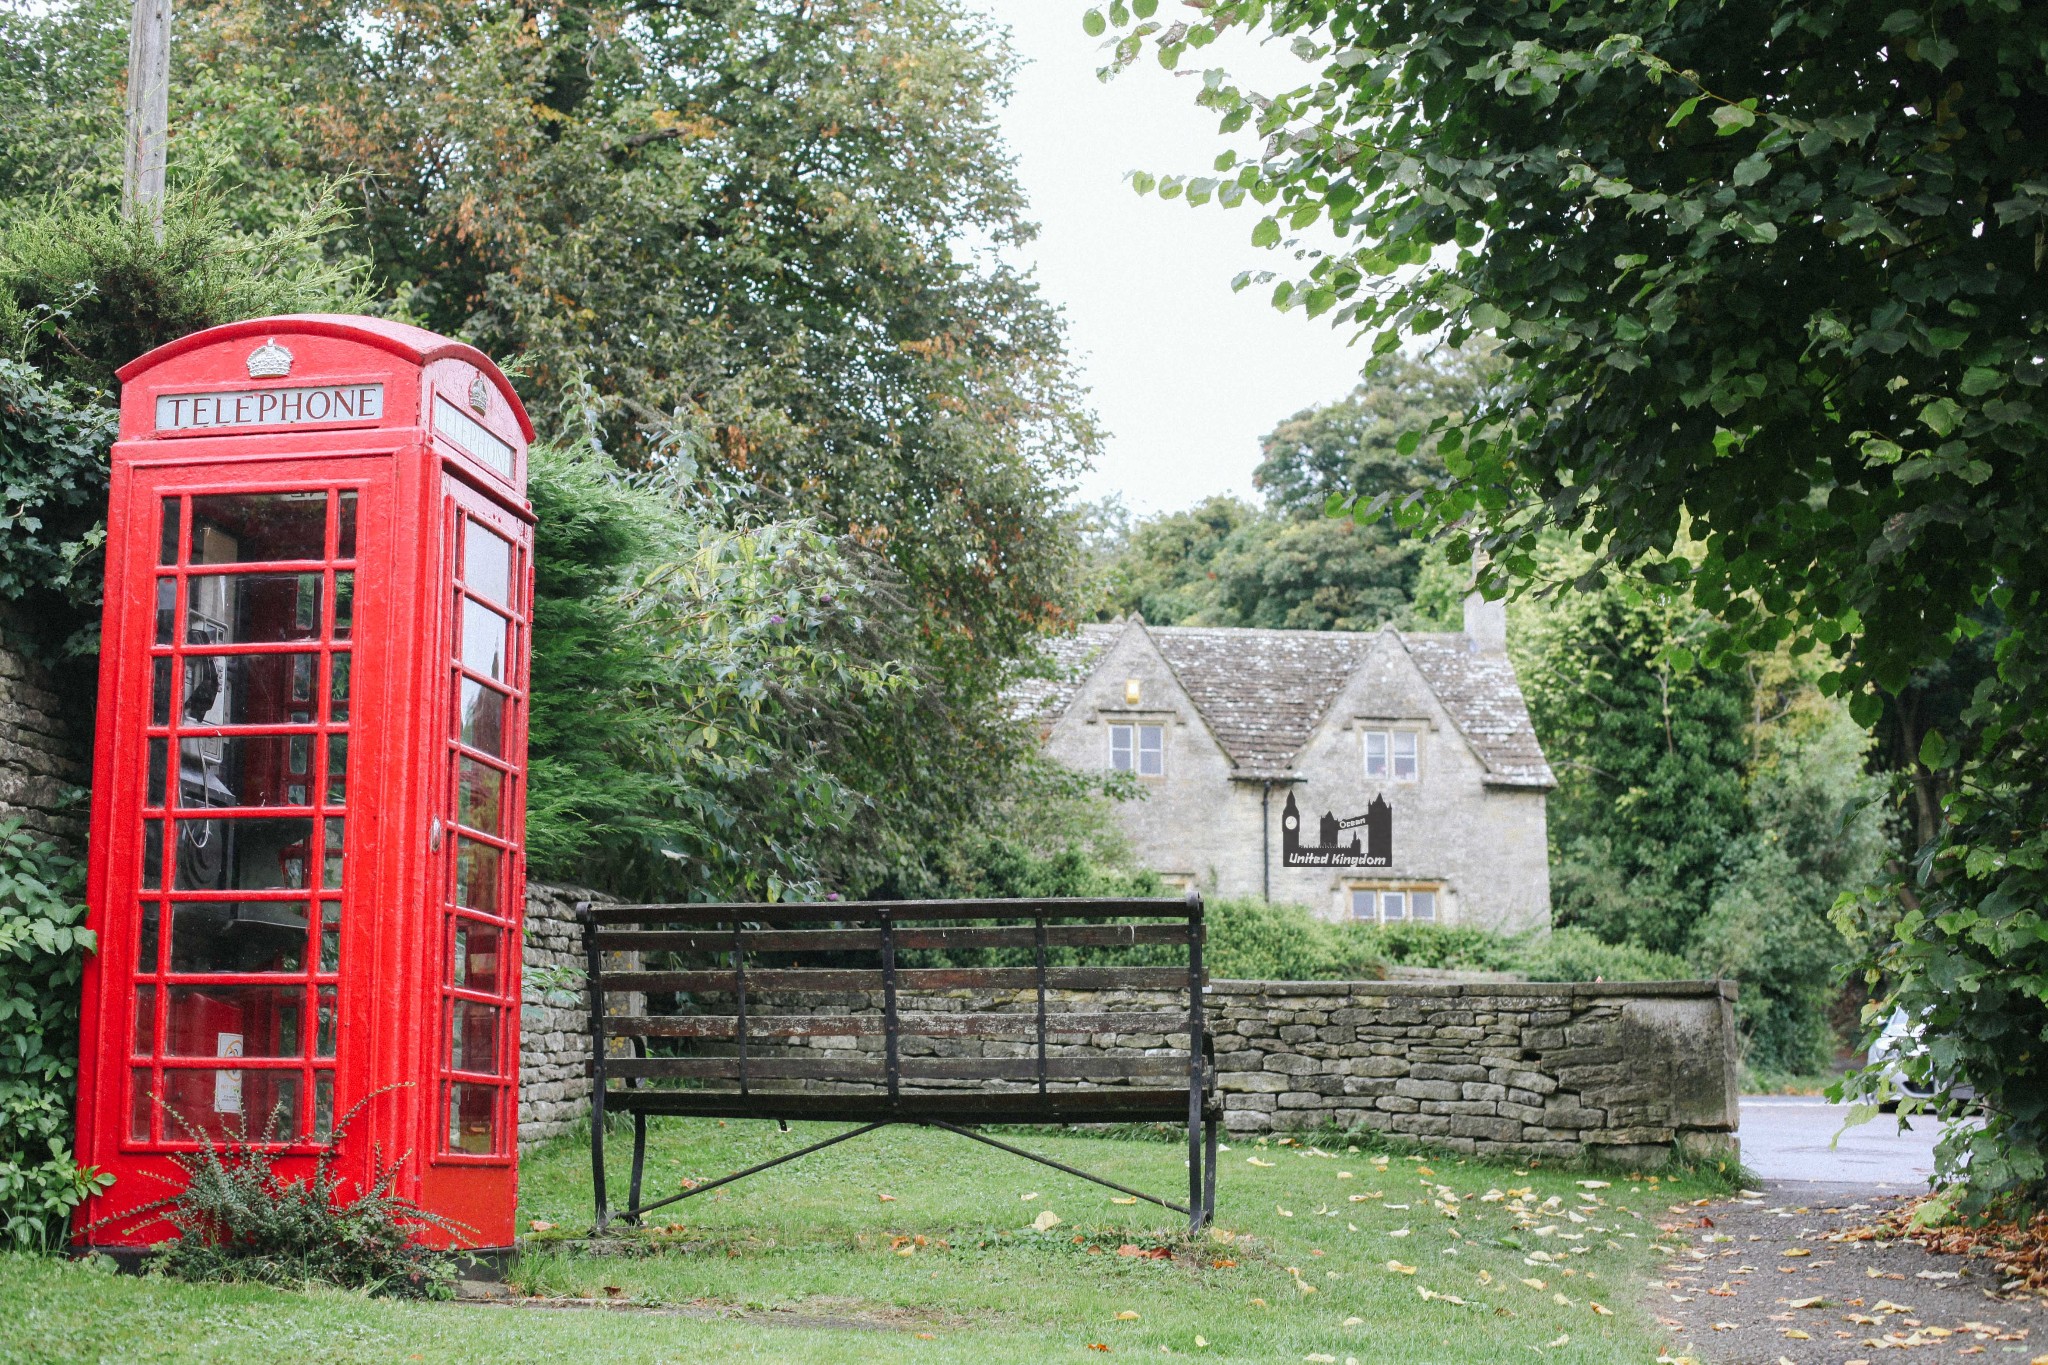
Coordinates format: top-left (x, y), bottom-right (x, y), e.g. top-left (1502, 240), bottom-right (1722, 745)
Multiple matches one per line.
top-left (1197, 906), bottom-right (1690, 984)
top-left (1353, 923), bottom-right (1522, 972)
top-left (1203, 898), bottom-right (1386, 981)
top-left (90, 1090), bottom-right (461, 1297)
top-left (0, 817), bottom-right (103, 1248)
top-left (1511, 927), bottom-right (1690, 983)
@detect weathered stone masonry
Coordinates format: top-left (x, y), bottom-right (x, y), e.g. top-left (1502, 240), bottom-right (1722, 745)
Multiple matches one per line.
top-left (515, 886), bottom-right (1741, 1168)
top-left (0, 612), bottom-right (88, 847)
top-left (1203, 978), bottom-right (1738, 1165)
top-left (518, 883), bottom-right (604, 1150)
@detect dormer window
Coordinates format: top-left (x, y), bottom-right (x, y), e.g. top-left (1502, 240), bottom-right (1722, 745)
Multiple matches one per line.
top-left (1111, 723), bottom-right (1164, 777)
top-left (1363, 729), bottom-right (1417, 782)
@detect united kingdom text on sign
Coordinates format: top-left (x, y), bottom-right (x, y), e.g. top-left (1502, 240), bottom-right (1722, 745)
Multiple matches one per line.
top-left (156, 383), bottom-right (386, 432)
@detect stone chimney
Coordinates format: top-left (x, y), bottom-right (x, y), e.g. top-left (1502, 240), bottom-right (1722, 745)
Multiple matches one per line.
top-left (1463, 591), bottom-right (1506, 653)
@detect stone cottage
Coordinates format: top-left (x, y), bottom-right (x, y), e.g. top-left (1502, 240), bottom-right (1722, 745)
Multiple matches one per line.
top-left (1016, 596), bottom-right (1554, 929)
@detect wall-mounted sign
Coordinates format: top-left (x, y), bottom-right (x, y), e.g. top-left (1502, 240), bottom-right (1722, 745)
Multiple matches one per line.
top-left (1280, 790), bottom-right (1391, 868)
top-left (434, 395), bottom-right (515, 478)
top-left (156, 384), bottom-right (384, 433)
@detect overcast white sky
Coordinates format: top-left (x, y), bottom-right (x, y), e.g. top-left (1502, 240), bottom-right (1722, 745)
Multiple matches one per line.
top-left (984, 5), bottom-right (1367, 516)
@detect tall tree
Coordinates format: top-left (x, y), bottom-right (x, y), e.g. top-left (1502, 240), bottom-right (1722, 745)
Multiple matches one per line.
top-left (1100, 0), bottom-right (2048, 1200)
top-left (4, 0), bottom-right (1103, 896)
top-left (1098, 351), bottom-right (1474, 629)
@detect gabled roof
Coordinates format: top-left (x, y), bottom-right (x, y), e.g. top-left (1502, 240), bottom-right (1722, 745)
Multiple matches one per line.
top-left (1018, 619), bottom-right (1554, 790)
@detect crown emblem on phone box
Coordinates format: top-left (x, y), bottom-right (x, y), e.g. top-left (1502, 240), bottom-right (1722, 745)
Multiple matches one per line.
top-left (246, 339), bottom-right (293, 379)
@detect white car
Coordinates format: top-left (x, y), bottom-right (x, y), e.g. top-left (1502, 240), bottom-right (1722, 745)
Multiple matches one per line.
top-left (1868, 1008), bottom-right (1938, 1102)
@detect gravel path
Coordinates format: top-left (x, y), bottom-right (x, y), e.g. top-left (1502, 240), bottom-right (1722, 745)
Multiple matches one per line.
top-left (1646, 1185), bottom-right (2042, 1365)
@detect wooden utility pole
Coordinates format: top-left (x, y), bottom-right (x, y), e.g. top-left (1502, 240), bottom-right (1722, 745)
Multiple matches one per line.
top-left (123, 0), bottom-right (172, 236)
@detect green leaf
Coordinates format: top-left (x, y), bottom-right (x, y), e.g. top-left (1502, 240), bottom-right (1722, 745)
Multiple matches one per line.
top-left (1082, 8), bottom-right (1106, 36)
top-left (1133, 0), bottom-right (1158, 15)
top-left (1251, 216), bottom-right (1281, 248)
top-left (1959, 366), bottom-right (2005, 396)
top-left (1129, 170), bottom-right (1156, 195)
top-left (1710, 103), bottom-right (1757, 135)
top-left (1915, 35), bottom-right (1959, 70)
top-left (1918, 729), bottom-right (1957, 769)
top-left (1666, 96), bottom-right (1701, 128)
top-left (1918, 397), bottom-right (1964, 437)
top-left (1732, 152), bottom-right (1771, 186)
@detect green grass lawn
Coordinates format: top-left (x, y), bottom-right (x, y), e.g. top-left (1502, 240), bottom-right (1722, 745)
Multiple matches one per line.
top-left (1, 1120), bottom-right (1731, 1363)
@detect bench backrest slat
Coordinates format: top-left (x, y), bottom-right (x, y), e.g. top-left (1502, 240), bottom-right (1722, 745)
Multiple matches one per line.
top-left (585, 897), bottom-right (1200, 925)
top-left (592, 923), bottom-right (1193, 953)
top-left (606, 1010), bottom-right (1190, 1039)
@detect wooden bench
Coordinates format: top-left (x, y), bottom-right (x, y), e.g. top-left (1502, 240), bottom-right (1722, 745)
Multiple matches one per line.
top-left (578, 894), bottom-right (1219, 1233)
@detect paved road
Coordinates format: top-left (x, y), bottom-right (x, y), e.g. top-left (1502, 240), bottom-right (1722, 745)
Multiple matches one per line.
top-left (1737, 1093), bottom-right (1945, 1190)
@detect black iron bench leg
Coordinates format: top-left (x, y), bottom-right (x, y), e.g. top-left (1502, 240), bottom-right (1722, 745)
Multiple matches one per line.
top-left (591, 1105), bottom-right (609, 1234)
top-left (624, 1111), bottom-right (648, 1226)
top-left (1202, 1115), bottom-right (1218, 1229)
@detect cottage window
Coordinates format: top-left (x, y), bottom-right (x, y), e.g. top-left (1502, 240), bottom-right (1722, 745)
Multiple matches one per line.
top-left (1347, 884), bottom-right (1440, 924)
top-left (1110, 723), bottom-right (1164, 776)
top-left (1363, 729), bottom-right (1418, 782)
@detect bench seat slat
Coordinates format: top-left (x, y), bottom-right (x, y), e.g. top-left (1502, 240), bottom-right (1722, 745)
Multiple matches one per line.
top-left (599, 1056), bottom-right (1191, 1081)
top-left (607, 1012), bottom-right (1190, 1039)
top-left (592, 924), bottom-right (1191, 953)
top-left (599, 1088), bottom-right (1209, 1124)
top-left (602, 966), bottom-right (1196, 993)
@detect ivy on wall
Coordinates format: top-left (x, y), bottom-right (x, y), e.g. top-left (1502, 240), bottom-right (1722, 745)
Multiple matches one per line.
top-left (0, 819), bottom-right (106, 1246)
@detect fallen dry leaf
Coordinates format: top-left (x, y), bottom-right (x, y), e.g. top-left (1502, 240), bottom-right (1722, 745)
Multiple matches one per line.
top-left (1712, 1323), bottom-right (1736, 1331)
top-left (1590, 1303), bottom-right (1613, 1316)
top-left (1782, 1328), bottom-right (1811, 1340)
top-left (1786, 1295), bottom-right (1824, 1308)
top-left (1543, 1334), bottom-right (1570, 1349)
top-left (917, 1332), bottom-right (934, 1340)
top-left (1520, 1277), bottom-right (1547, 1290)
top-left (1032, 1210), bottom-right (1061, 1232)
top-left (878, 1193), bottom-right (896, 1203)
top-left (1780, 1247), bottom-right (1811, 1257)
top-left (1116, 1311), bottom-right (1140, 1321)
top-left (528, 1220), bottom-right (555, 1233)
top-left (1342, 1317), bottom-right (1362, 1327)
top-left (1111, 1196), bottom-right (1138, 1205)
top-left (1386, 1260), bottom-right (1417, 1275)
top-left (1087, 1345), bottom-right (1108, 1353)
top-left (1248, 1157), bottom-right (1275, 1167)
top-left (1193, 1337), bottom-right (1207, 1348)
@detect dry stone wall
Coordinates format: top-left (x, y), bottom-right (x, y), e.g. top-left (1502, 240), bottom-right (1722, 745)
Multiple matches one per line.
top-left (519, 883), bottom-right (604, 1150)
top-left (1205, 979), bottom-right (1739, 1166)
top-left (0, 612), bottom-right (87, 847)
top-left (514, 890), bottom-right (1742, 1169)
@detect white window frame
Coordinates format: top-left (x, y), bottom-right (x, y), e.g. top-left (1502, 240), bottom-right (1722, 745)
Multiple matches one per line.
top-left (1345, 882), bottom-right (1442, 924)
top-left (1110, 722), bottom-right (1165, 777)
top-left (1362, 728), bottom-right (1419, 783)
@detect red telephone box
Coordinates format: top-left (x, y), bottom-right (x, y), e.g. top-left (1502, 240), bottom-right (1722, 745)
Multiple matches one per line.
top-left (72, 315), bottom-right (535, 1251)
